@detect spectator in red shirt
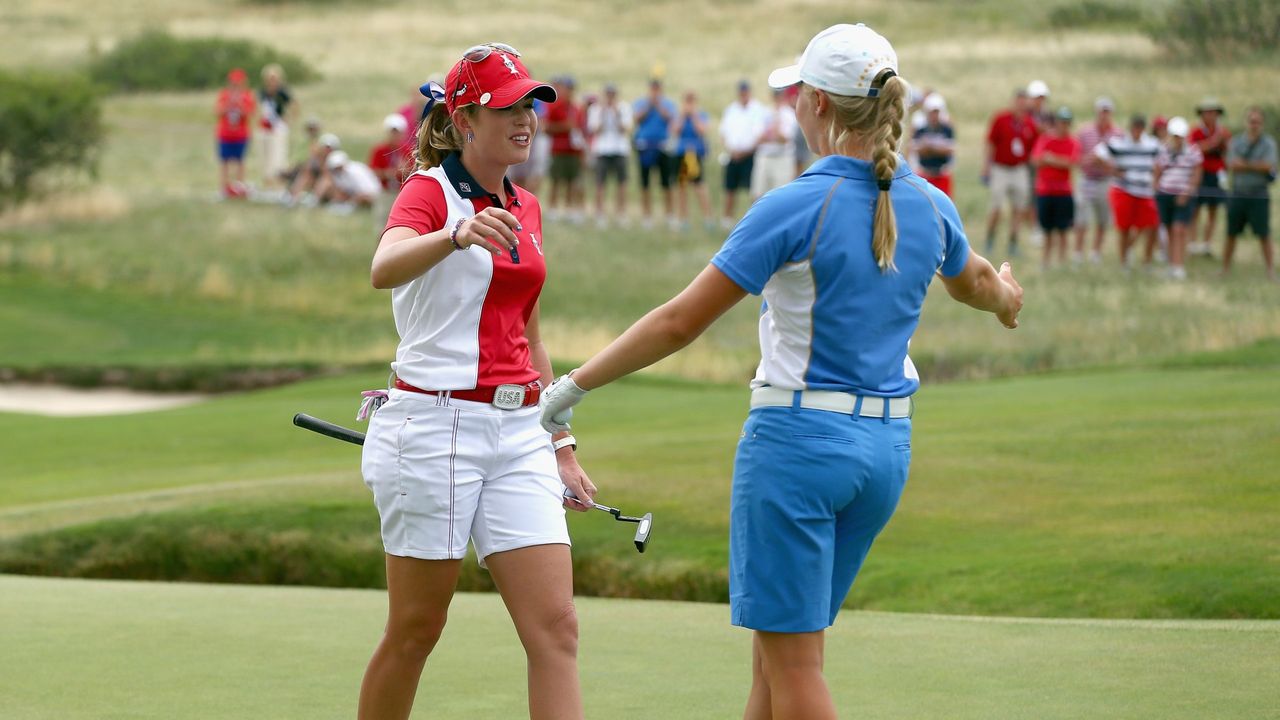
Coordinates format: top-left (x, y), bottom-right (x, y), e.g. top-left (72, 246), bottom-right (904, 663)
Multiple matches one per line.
top-left (544, 76), bottom-right (586, 223)
top-left (215, 68), bottom-right (257, 198)
top-left (983, 89), bottom-right (1039, 256)
top-left (1032, 107), bottom-right (1082, 270)
top-left (1188, 97), bottom-right (1231, 257)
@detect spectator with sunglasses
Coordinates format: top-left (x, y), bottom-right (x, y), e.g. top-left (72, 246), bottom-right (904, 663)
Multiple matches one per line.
top-left (361, 43), bottom-right (593, 720)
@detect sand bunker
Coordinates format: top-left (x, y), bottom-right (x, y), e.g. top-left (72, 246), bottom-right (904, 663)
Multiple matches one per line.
top-left (0, 384), bottom-right (206, 417)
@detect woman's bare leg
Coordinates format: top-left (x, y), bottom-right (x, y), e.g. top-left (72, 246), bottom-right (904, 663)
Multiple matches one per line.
top-left (358, 555), bottom-right (462, 720)
top-left (487, 544), bottom-right (582, 720)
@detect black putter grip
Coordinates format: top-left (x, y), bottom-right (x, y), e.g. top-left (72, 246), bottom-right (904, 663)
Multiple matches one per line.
top-left (293, 413), bottom-right (366, 446)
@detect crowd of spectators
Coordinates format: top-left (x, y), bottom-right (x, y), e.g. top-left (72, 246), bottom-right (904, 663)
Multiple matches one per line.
top-left (213, 66), bottom-right (1276, 278)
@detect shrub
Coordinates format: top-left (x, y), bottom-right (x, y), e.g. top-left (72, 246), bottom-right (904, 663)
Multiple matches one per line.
top-left (1046, 0), bottom-right (1146, 30)
top-left (1152, 0), bottom-right (1280, 60)
top-left (89, 29), bottom-right (319, 93)
top-left (0, 71), bottom-right (104, 207)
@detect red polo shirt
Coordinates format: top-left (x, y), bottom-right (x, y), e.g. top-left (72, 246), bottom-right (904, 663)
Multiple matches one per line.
top-left (987, 109), bottom-right (1039, 167)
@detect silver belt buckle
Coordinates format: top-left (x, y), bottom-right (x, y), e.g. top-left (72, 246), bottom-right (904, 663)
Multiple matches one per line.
top-left (492, 384), bottom-right (526, 410)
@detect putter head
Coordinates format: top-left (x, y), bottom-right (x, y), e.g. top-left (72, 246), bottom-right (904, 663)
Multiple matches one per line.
top-left (632, 512), bottom-right (653, 553)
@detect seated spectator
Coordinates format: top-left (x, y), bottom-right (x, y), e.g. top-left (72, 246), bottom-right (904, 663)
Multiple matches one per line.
top-left (587, 83), bottom-right (633, 228)
top-left (1095, 114), bottom-right (1161, 268)
top-left (317, 150), bottom-right (380, 210)
top-left (1032, 107), bottom-right (1081, 270)
top-left (287, 132), bottom-right (340, 204)
top-left (912, 93), bottom-right (955, 197)
top-left (1222, 106), bottom-right (1277, 280)
top-left (1154, 117), bottom-right (1203, 280)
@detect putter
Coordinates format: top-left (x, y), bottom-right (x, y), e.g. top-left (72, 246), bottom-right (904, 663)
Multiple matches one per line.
top-left (564, 489), bottom-right (653, 554)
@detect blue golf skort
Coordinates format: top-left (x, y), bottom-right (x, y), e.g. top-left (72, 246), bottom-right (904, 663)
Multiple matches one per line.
top-left (729, 404), bottom-right (911, 633)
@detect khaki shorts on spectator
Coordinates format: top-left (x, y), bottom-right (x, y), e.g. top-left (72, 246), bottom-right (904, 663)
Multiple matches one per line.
top-left (1075, 180), bottom-right (1111, 228)
top-left (549, 153), bottom-right (583, 183)
top-left (751, 153), bottom-right (796, 197)
top-left (989, 164), bottom-right (1030, 211)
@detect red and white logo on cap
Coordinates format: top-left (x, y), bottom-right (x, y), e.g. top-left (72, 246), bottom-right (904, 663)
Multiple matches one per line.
top-left (445, 45), bottom-right (557, 114)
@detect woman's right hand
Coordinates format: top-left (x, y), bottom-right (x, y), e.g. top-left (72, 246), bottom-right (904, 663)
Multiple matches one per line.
top-left (455, 207), bottom-right (521, 256)
top-left (996, 262), bottom-right (1023, 329)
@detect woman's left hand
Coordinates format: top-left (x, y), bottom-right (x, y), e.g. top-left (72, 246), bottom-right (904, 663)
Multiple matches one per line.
top-left (557, 451), bottom-right (597, 513)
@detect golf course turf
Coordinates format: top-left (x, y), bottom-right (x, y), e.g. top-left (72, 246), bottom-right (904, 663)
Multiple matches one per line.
top-left (2, 574), bottom-right (1276, 719)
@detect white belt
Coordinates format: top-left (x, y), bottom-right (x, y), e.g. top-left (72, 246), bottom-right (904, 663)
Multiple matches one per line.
top-left (750, 387), bottom-right (912, 418)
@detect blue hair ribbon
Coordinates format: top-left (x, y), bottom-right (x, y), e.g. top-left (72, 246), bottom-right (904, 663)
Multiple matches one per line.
top-left (419, 81), bottom-right (446, 122)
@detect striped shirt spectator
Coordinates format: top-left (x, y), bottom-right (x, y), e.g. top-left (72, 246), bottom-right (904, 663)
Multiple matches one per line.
top-left (1096, 132), bottom-right (1161, 198)
top-left (1155, 143), bottom-right (1204, 197)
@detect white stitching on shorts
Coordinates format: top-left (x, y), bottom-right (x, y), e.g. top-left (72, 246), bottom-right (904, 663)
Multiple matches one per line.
top-left (447, 409), bottom-right (460, 554)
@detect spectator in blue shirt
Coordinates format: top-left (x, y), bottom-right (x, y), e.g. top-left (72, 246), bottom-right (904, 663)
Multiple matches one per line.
top-left (671, 90), bottom-right (713, 230)
top-left (633, 78), bottom-right (678, 229)
top-left (539, 23), bottom-right (1023, 720)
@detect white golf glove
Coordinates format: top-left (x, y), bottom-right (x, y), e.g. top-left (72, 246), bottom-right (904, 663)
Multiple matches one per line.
top-left (540, 373), bottom-right (588, 433)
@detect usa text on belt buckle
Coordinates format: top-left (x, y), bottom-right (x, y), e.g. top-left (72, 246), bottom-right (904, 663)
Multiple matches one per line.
top-left (492, 384), bottom-right (526, 410)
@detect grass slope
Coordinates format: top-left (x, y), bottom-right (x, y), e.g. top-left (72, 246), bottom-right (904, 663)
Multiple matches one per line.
top-left (3, 352), bottom-right (1278, 618)
top-left (1, 574), bottom-right (1277, 720)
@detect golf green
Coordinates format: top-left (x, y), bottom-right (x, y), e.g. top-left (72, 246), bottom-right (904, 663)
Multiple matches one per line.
top-left (2, 574), bottom-right (1276, 719)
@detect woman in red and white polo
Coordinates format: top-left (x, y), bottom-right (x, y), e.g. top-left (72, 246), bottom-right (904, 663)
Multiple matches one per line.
top-left (360, 43), bottom-right (595, 720)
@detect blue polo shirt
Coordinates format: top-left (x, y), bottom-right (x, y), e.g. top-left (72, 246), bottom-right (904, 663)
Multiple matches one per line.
top-left (711, 155), bottom-right (970, 397)
top-left (633, 96), bottom-right (676, 150)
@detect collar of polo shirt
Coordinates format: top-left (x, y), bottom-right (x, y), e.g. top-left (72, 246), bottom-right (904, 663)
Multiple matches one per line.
top-left (443, 152), bottom-right (522, 208)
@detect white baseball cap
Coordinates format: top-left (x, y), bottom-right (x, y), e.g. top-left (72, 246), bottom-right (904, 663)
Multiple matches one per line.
top-left (1167, 116), bottom-right (1190, 138)
top-left (326, 150), bottom-right (349, 170)
top-left (1027, 79), bottom-right (1050, 98)
top-left (923, 93), bottom-right (946, 112)
top-left (319, 133), bottom-right (341, 149)
top-left (383, 113), bottom-right (408, 132)
top-left (768, 24), bottom-right (898, 98)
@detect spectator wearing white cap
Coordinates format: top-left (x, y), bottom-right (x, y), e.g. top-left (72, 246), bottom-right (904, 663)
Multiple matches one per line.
top-left (318, 150), bottom-right (381, 210)
top-left (983, 88), bottom-right (1039, 255)
top-left (1027, 79), bottom-right (1052, 127)
top-left (1025, 80), bottom-right (1051, 247)
top-left (1154, 117), bottom-right (1203, 280)
top-left (1073, 96), bottom-right (1122, 264)
top-left (912, 93), bottom-right (955, 197)
top-left (370, 113), bottom-right (411, 226)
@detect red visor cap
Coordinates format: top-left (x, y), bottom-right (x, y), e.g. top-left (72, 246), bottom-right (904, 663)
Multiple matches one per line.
top-left (445, 50), bottom-right (557, 114)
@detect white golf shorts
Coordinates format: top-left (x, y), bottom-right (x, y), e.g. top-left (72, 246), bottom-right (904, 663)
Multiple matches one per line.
top-left (361, 388), bottom-right (569, 566)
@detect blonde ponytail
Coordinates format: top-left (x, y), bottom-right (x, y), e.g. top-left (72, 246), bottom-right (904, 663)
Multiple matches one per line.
top-left (869, 73), bottom-right (906, 273)
top-left (415, 103), bottom-right (473, 171)
top-left (807, 69), bottom-right (908, 273)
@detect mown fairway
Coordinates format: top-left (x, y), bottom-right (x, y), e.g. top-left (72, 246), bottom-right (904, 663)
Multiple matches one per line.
top-left (2, 575), bottom-right (1277, 720)
top-left (4, 348), bottom-right (1277, 618)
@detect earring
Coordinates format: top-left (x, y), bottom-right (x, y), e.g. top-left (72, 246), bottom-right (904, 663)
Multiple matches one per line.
top-left (466, 132), bottom-right (474, 143)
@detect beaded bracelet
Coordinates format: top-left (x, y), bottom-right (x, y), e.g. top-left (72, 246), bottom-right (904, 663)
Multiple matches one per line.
top-left (449, 217), bottom-right (468, 251)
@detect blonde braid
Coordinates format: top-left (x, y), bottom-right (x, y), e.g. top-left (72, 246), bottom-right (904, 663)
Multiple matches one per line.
top-left (870, 73), bottom-right (907, 273)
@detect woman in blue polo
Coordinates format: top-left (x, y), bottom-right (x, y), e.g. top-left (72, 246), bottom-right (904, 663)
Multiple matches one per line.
top-left (541, 24), bottom-right (1023, 718)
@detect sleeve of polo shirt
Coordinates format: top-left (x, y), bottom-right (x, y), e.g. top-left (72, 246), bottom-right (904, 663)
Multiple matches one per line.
top-left (936, 196), bottom-right (971, 278)
top-left (384, 174), bottom-right (446, 236)
top-left (710, 190), bottom-right (809, 295)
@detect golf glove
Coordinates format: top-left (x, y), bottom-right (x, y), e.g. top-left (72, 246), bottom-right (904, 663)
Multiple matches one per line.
top-left (540, 373), bottom-right (588, 433)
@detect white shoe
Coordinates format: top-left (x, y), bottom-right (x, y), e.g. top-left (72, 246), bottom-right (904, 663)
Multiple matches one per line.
top-left (719, 217), bottom-right (735, 231)
top-left (1168, 265), bottom-right (1187, 281)
top-left (595, 216), bottom-right (609, 230)
top-left (1071, 251), bottom-right (1084, 266)
top-left (1088, 251), bottom-right (1102, 265)
top-left (667, 216), bottom-right (683, 232)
